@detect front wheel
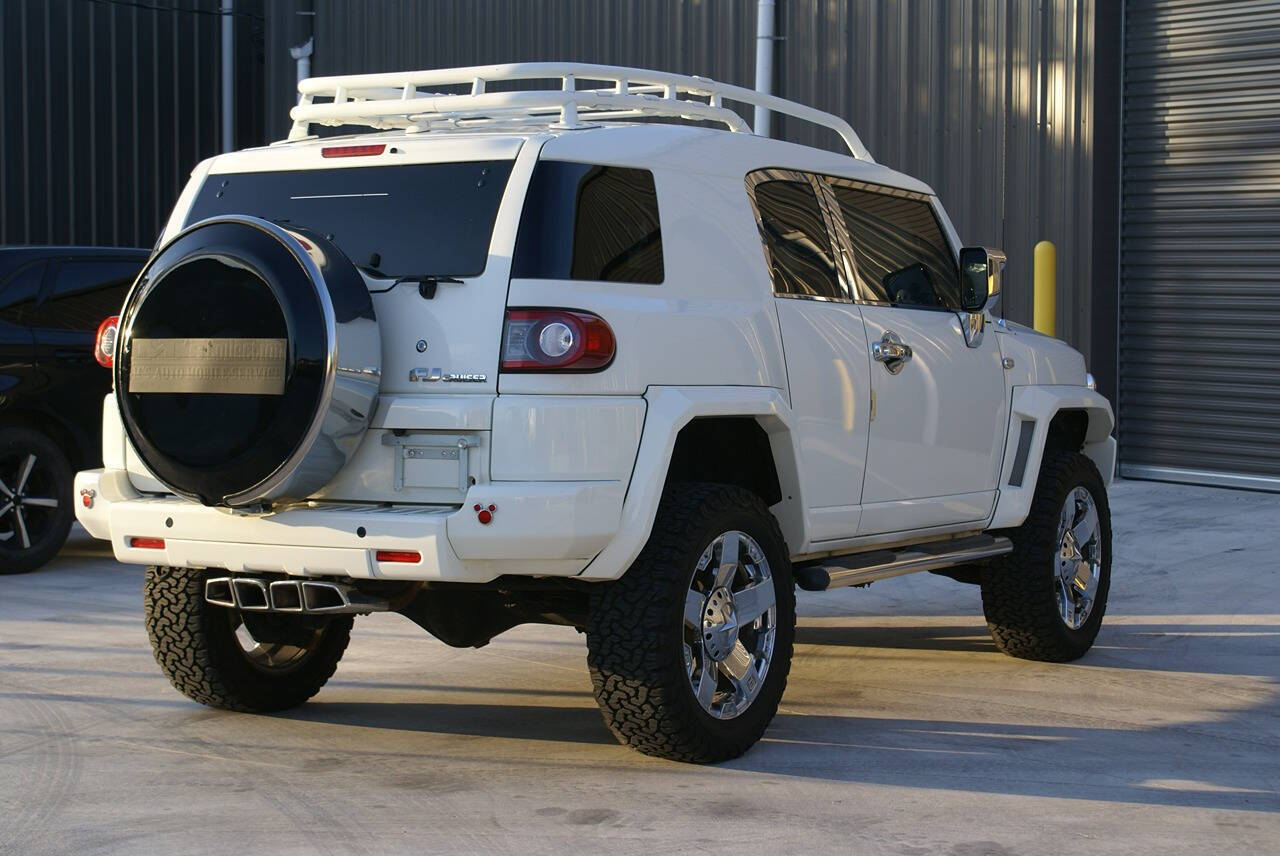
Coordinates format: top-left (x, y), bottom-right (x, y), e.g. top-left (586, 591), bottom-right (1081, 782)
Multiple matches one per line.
top-left (586, 483), bottom-right (795, 763)
top-left (144, 566), bottom-right (352, 711)
top-left (981, 451), bottom-right (1112, 662)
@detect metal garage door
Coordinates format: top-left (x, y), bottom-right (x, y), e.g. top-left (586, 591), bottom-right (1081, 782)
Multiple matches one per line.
top-left (1120, 0), bottom-right (1280, 491)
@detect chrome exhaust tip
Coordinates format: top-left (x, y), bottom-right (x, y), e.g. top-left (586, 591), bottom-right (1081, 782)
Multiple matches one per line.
top-left (269, 580), bottom-right (304, 612)
top-left (205, 577), bottom-right (236, 608)
top-left (301, 581), bottom-right (351, 613)
top-left (231, 577), bottom-right (271, 611)
top-left (203, 575), bottom-right (392, 615)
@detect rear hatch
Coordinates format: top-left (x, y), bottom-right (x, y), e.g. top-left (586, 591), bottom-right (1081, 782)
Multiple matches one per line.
top-left (121, 135), bottom-right (536, 504)
top-left (182, 136), bottom-right (528, 397)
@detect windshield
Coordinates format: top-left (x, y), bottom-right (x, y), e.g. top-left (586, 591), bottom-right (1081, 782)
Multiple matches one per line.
top-left (186, 161), bottom-right (514, 278)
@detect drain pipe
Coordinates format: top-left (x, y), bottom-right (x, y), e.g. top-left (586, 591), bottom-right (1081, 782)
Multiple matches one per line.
top-left (753, 0), bottom-right (776, 136)
top-left (290, 0), bottom-right (315, 93)
top-left (220, 0), bottom-right (233, 151)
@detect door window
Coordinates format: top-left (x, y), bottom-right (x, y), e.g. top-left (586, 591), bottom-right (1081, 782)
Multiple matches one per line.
top-left (750, 179), bottom-right (843, 300)
top-left (0, 262), bottom-right (46, 325)
top-left (37, 260), bottom-right (141, 331)
top-left (831, 185), bottom-right (959, 310)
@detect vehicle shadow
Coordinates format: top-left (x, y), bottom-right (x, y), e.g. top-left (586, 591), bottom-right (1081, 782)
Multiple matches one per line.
top-left (274, 700), bottom-right (616, 746)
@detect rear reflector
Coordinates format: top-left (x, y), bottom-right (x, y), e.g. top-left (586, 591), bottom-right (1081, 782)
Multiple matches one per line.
top-left (95, 315), bottom-right (119, 368)
top-left (129, 537), bottom-right (165, 550)
top-left (375, 550), bottom-right (421, 563)
top-left (501, 309), bottom-right (615, 371)
top-left (321, 144), bottom-right (386, 158)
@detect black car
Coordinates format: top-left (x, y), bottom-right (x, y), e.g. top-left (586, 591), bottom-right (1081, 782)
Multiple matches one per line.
top-left (0, 246), bottom-right (149, 573)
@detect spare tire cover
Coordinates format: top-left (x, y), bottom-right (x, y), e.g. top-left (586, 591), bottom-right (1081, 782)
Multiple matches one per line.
top-left (115, 215), bottom-right (380, 507)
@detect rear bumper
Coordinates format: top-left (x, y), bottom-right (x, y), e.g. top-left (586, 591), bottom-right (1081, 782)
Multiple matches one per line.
top-left (75, 468), bottom-right (624, 583)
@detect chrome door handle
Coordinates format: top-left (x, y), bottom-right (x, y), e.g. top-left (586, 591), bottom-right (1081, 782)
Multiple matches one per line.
top-left (872, 331), bottom-right (912, 374)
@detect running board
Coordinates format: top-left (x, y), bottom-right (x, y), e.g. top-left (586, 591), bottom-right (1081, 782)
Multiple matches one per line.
top-left (793, 534), bottom-right (1013, 592)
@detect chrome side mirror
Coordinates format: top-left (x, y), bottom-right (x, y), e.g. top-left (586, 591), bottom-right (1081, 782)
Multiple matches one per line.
top-left (957, 246), bottom-right (1006, 347)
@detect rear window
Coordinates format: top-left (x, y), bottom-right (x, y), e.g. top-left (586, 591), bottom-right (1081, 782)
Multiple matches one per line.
top-left (512, 162), bottom-right (664, 284)
top-left (186, 161), bottom-right (514, 277)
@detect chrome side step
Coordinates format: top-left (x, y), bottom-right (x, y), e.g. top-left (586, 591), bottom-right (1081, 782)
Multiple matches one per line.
top-left (204, 576), bottom-right (393, 615)
top-left (793, 534), bottom-right (1013, 592)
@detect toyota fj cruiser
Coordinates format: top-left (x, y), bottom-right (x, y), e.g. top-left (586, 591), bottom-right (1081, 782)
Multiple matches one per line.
top-left (76, 64), bottom-right (1116, 763)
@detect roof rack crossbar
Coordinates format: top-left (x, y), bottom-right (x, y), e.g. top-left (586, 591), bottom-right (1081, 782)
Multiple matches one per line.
top-left (286, 62), bottom-right (873, 161)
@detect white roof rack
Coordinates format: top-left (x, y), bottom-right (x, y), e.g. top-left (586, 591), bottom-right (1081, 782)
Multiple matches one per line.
top-left (287, 62), bottom-right (874, 162)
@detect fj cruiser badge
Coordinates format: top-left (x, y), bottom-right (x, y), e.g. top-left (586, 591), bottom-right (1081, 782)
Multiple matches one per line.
top-left (409, 368), bottom-right (487, 383)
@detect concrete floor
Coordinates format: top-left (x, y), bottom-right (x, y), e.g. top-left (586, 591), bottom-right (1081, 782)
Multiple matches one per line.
top-left (1, 479), bottom-right (1278, 855)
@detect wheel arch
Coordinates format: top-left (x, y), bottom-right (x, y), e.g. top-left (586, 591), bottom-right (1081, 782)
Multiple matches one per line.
top-left (579, 386), bottom-right (804, 580)
top-left (0, 407), bottom-right (89, 471)
top-left (989, 386), bottom-right (1116, 530)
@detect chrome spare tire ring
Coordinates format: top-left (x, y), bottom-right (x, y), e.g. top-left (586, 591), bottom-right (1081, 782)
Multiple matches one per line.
top-left (683, 530), bottom-right (778, 720)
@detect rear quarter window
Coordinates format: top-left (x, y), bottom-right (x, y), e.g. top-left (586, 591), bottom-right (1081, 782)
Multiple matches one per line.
top-left (512, 162), bottom-right (664, 284)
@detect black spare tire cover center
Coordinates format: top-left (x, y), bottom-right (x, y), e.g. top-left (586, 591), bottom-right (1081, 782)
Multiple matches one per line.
top-left (116, 216), bottom-right (379, 507)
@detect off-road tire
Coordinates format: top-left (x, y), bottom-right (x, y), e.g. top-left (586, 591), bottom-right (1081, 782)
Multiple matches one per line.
top-left (586, 483), bottom-right (795, 763)
top-left (144, 565), bottom-right (352, 711)
top-left (0, 427), bottom-right (74, 575)
top-left (981, 451), bottom-right (1111, 662)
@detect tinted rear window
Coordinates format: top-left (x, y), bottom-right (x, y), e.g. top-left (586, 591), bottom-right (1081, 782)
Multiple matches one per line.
top-left (512, 162), bottom-right (664, 284)
top-left (186, 162), bottom-right (514, 277)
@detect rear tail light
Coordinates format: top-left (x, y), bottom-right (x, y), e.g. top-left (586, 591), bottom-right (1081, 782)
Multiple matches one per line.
top-left (129, 537), bottom-right (165, 550)
top-left (95, 315), bottom-right (119, 368)
top-left (501, 309), bottom-right (615, 371)
top-left (321, 144), bottom-right (386, 158)
top-left (375, 550), bottom-right (421, 563)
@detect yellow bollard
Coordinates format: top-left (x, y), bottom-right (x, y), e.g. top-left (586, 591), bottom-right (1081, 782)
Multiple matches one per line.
top-left (1033, 240), bottom-right (1056, 337)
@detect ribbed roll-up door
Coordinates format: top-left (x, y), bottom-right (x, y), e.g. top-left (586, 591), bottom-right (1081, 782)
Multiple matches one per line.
top-left (1121, 0), bottom-right (1280, 491)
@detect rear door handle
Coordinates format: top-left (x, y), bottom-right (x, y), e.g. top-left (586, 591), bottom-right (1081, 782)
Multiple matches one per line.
top-left (871, 331), bottom-right (912, 374)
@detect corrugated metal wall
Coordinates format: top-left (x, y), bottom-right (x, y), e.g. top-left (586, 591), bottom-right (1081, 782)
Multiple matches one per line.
top-left (263, 0), bottom-right (1097, 353)
top-left (1120, 0), bottom-right (1280, 490)
top-left (0, 0), bottom-right (264, 249)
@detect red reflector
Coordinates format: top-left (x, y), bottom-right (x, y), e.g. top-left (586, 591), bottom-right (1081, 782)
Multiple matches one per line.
top-left (321, 144), bottom-right (386, 158)
top-left (129, 537), bottom-right (165, 550)
top-left (375, 550), bottom-right (421, 563)
top-left (95, 315), bottom-right (119, 368)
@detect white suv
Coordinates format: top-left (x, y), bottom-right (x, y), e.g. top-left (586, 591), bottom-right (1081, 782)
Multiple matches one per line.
top-left (76, 64), bottom-right (1117, 762)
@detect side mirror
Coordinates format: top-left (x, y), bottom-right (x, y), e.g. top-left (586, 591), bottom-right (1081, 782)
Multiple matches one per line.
top-left (958, 246), bottom-right (1006, 314)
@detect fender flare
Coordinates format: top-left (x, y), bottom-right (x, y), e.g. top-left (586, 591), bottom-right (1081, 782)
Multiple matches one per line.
top-left (989, 385), bottom-right (1116, 530)
top-left (578, 385), bottom-right (803, 580)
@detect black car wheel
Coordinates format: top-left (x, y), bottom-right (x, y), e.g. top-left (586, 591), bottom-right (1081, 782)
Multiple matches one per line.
top-left (0, 427), bottom-right (74, 574)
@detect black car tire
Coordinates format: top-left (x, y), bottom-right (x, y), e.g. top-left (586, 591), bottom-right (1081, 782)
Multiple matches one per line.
top-left (586, 483), bottom-right (795, 763)
top-left (981, 450), bottom-right (1112, 662)
top-left (0, 426), bottom-right (74, 575)
top-left (144, 565), bottom-right (352, 712)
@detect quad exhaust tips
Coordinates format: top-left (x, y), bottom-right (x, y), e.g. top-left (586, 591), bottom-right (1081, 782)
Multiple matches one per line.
top-left (204, 576), bottom-right (392, 614)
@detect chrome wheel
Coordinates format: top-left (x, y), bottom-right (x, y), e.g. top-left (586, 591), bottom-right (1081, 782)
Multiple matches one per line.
top-left (0, 452), bottom-right (60, 551)
top-left (230, 613), bottom-right (322, 672)
top-left (1055, 486), bottom-right (1102, 630)
top-left (683, 530), bottom-right (778, 720)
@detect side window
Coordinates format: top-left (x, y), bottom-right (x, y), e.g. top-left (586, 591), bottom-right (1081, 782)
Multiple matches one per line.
top-left (751, 179), bottom-right (842, 300)
top-left (0, 262), bottom-right (46, 325)
top-left (831, 185), bottom-right (960, 310)
top-left (512, 161), bottom-right (664, 284)
top-left (36, 260), bottom-right (141, 331)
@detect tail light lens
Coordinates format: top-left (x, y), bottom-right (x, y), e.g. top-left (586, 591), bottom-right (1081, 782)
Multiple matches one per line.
top-left (95, 315), bottom-right (119, 368)
top-left (501, 309), bottom-right (615, 371)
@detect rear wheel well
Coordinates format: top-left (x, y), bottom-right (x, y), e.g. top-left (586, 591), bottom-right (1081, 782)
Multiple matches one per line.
top-left (1045, 409), bottom-right (1088, 459)
top-left (665, 417), bottom-right (783, 506)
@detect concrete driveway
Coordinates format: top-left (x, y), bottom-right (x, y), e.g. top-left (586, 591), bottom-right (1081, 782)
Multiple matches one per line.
top-left (1, 479), bottom-right (1277, 854)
